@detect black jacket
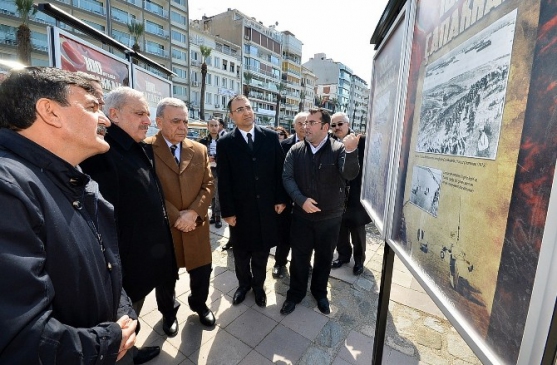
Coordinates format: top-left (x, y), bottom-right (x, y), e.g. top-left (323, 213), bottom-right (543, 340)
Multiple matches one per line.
top-left (342, 135), bottom-right (372, 227)
top-left (81, 124), bottom-right (177, 302)
top-left (283, 137), bottom-right (359, 221)
top-left (217, 125), bottom-right (287, 250)
top-left (0, 129), bottom-right (134, 364)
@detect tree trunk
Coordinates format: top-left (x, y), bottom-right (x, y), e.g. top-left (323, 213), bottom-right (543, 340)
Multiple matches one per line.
top-left (16, 24), bottom-right (31, 66)
top-left (200, 63), bottom-right (207, 120)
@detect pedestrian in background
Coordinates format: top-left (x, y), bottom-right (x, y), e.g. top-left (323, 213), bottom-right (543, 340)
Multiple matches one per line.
top-left (217, 95), bottom-right (287, 308)
top-left (0, 67), bottom-right (137, 364)
top-left (81, 87), bottom-right (177, 364)
top-left (145, 98), bottom-right (216, 328)
top-left (272, 111), bottom-right (308, 279)
top-left (280, 108), bottom-right (360, 315)
top-left (200, 119), bottom-right (222, 228)
top-left (330, 112), bottom-right (372, 275)
top-left (275, 126), bottom-right (289, 141)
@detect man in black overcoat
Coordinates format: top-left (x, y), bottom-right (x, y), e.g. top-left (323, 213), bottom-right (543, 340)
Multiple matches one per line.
top-left (217, 95), bottom-right (287, 307)
top-left (330, 112), bottom-right (372, 275)
top-left (81, 87), bottom-right (178, 364)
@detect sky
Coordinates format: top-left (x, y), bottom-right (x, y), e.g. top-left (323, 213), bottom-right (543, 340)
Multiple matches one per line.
top-left (188, 0), bottom-right (390, 85)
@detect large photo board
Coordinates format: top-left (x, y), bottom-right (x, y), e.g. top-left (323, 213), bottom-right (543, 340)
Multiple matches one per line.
top-left (50, 27), bottom-right (130, 93)
top-left (362, 7), bottom-right (410, 236)
top-left (383, 0), bottom-right (557, 363)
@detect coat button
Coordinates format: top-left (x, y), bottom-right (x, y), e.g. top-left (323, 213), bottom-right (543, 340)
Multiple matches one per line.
top-left (72, 201), bottom-right (82, 210)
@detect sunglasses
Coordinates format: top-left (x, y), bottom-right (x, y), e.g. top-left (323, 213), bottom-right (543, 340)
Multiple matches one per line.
top-left (330, 122), bottom-right (345, 128)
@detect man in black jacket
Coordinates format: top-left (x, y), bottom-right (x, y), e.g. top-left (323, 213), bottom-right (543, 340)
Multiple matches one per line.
top-left (81, 87), bottom-right (178, 364)
top-left (217, 95), bottom-right (287, 308)
top-left (0, 67), bottom-right (137, 364)
top-left (199, 119), bottom-right (222, 228)
top-left (330, 112), bottom-right (372, 275)
top-left (280, 108), bottom-right (360, 315)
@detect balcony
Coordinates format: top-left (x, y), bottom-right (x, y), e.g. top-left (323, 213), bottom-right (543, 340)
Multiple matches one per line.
top-left (144, 44), bottom-right (168, 58)
top-left (145, 25), bottom-right (168, 38)
top-left (144, 1), bottom-right (167, 17)
top-left (73, 0), bottom-right (105, 16)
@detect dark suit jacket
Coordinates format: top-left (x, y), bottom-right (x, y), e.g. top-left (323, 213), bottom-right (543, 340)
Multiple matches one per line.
top-left (217, 125), bottom-right (287, 251)
top-left (81, 124), bottom-right (177, 302)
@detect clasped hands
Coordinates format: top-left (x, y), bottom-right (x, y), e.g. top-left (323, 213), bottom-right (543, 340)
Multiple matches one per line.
top-left (174, 209), bottom-right (199, 232)
top-left (116, 315), bottom-right (137, 361)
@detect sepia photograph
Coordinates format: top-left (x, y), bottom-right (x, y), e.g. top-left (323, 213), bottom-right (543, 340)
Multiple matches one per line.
top-left (409, 165), bottom-right (442, 217)
top-left (415, 10), bottom-right (517, 160)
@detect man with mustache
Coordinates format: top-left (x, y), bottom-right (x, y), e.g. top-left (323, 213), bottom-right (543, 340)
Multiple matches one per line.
top-left (81, 87), bottom-right (177, 364)
top-left (0, 67), bottom-right (136, 364)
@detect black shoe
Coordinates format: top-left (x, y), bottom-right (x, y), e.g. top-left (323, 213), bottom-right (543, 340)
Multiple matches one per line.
top-left (221, 241), bottom-right (233, 251)
top-left (197, 308), bottom-right (216, 327)
top-left (280, 300), bottom-right (296, 315)
top-left (215, 219), bottom-right (222, 228)
top-left (209, 216), bottom-right (215, 224)
top-left (133, 346), bottom-right (161, 364)
top-left (254, 289), bottom-right (267, 307)
top-left (272, 265), bottom-right (286, 279)
top-left (331, 259), bottom-right (348, 269)
top-left (353, 264), bottom-right (364, 276)
top-left (317, 298), bottom-right (330, 314)
top-left (232, 287), bottom-right (249, 305)
top-left (162, 316), bottom-right (178, 337)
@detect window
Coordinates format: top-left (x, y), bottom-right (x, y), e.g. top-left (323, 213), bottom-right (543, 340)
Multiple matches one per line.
top-left (171, 30), bottom-right (187, 44)
top-left (222, 59), bottom-right (228, 71)
top-left (222, 78), bottom-right (228, 88)
top-left (205, 56), bottom-right (212, 67)
top-left (173, 85), bottom-right (186, 96)
top-left (205, 92), bottom-right (212, 104)
top-left (172, 66), bottom-right (187, 79)
top-left (206, 74), bottom-right (212, 85)
top-left (215, 76), bottom-right (219, 87)
top-left (230, 62), bottom-right (235, 73)
top-left (172, 49), bottom-right (187, 61)
top-left (170, 10), bottom-right (186, 24)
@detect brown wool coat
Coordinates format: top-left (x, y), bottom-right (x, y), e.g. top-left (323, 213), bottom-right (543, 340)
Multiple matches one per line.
top-left (145, 132), bottom-right (214, 270)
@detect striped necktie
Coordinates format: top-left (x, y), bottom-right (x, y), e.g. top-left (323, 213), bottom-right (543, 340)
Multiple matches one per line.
top-left (170, 144), bottom-right (180, 165)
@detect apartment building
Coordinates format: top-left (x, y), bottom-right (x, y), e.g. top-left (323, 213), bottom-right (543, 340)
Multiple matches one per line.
top-left (280, 30), bottom-right (303, 128)
top-left (301, 66), bottom-right (318, 113)
top-left (198, 8), bottom-right (285, 126)
top-left (0, 0), bottom-right (189, 98)
top-left (188, 19), bottom-right (242, 124)
top-left (303, 52), bottom-right (370, 132)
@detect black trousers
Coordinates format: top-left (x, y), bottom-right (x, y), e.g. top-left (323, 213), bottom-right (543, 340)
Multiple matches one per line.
top-left (132, 278), bottom-right (180, 320)
top-left (336, 223), bottom-right (367, 265)
top-left (233, 246), bottom-right (270, 291)
top-left (286, 215), bottom-right (342, 303)
top-left (187, 263), bottom-right (212, 313)
top-left (274, 210), bottom-right (292, 267)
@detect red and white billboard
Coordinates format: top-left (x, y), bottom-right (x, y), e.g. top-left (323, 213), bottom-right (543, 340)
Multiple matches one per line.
top-left (50, 27), bottom-right (131, 93)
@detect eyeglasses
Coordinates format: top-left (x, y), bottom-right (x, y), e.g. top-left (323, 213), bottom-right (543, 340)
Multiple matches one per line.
top-left (330, 122), bottom-right (345, 128)
top-left (232, 105), bottom-right (252, 114)
top-left (303, 121), bottom-right (324, 127)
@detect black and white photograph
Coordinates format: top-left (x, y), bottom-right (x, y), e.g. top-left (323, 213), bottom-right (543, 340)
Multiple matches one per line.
top-left (415, 9), bottom-right (517, 159)
top-left (409, 165), bottom-right (442, 217)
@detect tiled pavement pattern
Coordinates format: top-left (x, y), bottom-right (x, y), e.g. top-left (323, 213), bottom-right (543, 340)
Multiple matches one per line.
top-left (135, 222), bottom-right (482, 364)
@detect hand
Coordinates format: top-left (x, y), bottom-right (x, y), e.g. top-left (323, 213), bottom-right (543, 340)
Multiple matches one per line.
top-left (174, 209), bottom-right (199, 232)
top-left (209, 156), bottom-right (216, 163)
top-left (275, 204), bottom-right (286, 214)
top-left (342, 133), bottom-right (361, 152)
top-left (116, 315), bottom-right (137, 361)
top-left (223, 216), bottom-right (236, 227)
top-left (302, 198), bottom-right (321, 214)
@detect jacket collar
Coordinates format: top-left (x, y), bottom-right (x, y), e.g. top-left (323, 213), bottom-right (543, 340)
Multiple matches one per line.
top-left (105, 123), bottom-right (137, 151)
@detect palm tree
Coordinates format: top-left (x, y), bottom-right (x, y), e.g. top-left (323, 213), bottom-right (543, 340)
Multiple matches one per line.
top-left (15, 0), bottom-right (36, 65)
top-left (329, 98), bottom-right (339, 113)
top-left (199, 45), bottom-right (212, 120)
top-left (274, 83), bottom-right (285, 127)
top-left (243, 71), bottom-right (253, 97)
top-left (298, 91), bottom-right (306, 112)
top-left (127, 20), bottom-right (145, 53)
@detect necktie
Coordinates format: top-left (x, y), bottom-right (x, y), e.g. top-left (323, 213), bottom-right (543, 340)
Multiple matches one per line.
top-left (170, 144), bottom-right (180, 165)
top-left (247, 133), bottom-right (254, 151)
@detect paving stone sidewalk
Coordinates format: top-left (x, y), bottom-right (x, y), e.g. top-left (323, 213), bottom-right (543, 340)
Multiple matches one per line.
top-left (134, 222), bottom-right (481, 364)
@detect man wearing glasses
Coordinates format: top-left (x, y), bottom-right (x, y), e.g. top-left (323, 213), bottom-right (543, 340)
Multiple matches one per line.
top-left (280, 108), bottom-right (360, 315)
top-left (217, 95), bottom-right (287, 308)
top-left (330, 112), bottom-right (372, 275)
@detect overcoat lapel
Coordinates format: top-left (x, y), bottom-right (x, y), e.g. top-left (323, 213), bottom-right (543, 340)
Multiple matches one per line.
top-left (179, 139), bottom-right (195, 173)
top-left (152, 132), bottom-right (179, 173)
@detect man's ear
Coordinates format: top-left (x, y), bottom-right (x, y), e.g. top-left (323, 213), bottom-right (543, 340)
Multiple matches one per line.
top-left (108, 107), bottom-right (119, 123)
top-left (35, 98), bottom-right (63, 128)
top-left (155, 116), bottom-right (163, 129)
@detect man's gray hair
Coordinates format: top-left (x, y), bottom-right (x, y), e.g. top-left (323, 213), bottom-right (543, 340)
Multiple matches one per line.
top-left (293, 111), bottom-right (309, 124)
top-left (104, 87), bottom-right (146, 114)
top-left (331, 112), bottom-right (349, 124)
top-left (156, 97), bottom-right (188, 117)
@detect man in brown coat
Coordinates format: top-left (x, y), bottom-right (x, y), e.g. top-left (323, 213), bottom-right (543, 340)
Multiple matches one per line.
top-left (144, 97), bottom-right (216, 327)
